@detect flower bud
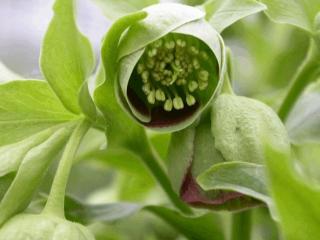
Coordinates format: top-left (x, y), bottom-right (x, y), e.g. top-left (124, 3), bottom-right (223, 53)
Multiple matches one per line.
top-left (0, 214), bottom-right (95, 240)
top-left (211, 94), bottom-right (290, 163)
top-left (110, 3), bottom-right (225, 132)
top-left (168, 94), bottom-right (290, 210)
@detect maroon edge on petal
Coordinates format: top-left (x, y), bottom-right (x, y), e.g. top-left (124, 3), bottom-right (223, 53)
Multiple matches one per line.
top-left (180, 169), bottom-right (263, 211)
top-left (127, 87), bottom-right (200, 128)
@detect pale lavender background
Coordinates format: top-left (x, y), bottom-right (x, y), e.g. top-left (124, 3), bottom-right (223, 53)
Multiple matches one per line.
top-left (0, 0), bottom-right (110, 79)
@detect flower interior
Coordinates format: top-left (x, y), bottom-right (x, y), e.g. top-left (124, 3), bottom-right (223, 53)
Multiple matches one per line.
top-left (127, 33), bottom-right (219, 127)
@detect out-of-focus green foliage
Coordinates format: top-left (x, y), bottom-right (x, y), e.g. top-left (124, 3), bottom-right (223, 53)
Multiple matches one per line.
top-left (265, 146), bottom-right (320, 240)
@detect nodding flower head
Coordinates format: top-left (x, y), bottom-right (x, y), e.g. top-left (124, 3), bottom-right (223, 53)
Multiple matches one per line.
top-left (168, 94), bottom-right (291, 211)
top-left (101, 3), bottom-right (225, 132)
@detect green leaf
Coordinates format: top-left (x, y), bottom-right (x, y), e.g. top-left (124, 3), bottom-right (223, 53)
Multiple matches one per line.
top-left (286, 92), bottom-right (320, 144)
top-left (0, 126), bottom-right (68, 178)
top-left (145, 206), bottom-right (225, 240)
top-left (0, 62), bottom-right (21, 83)
top-left (260, 0), bottom-right (320, 33)
top-left (265, 145), bottom-right (320, 240)
top-left (177, 0), bottom-right (207, 6)
top-left (197, 162), bottom-right (272, 209)
top-left (293, 143), bottom-right (320, 185)
top-left (0, 125), bottom-right (74, 226)
top-left (91, 0), bottom-right (159, 20)
top-left (78, 82), bottom-right (97, 123)
top-left (0, 174), bottom-right (14, 201)
top-left (0, 80), bottom-right (77, 147)
top-left (202, 0), bottom-right (266, 32)
top-left (41, 0), bottom-right (95, 114)
top-left (65, 195), bottom-right (141, 224)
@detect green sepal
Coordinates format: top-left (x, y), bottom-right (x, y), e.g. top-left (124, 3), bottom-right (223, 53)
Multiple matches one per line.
top-left (0, 124), bottom-right (75, 226)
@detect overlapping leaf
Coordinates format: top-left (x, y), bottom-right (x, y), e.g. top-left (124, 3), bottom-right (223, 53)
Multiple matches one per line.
top-left (202, 0), bottom-right (266, 32)
top-left (91, 0), bottom-right (158, 20)
top-left (265, 145), bottom-right (320, 240)
top-left (0, 127), bottom-right (73, 226)
top-left (259, 0), bottom-right (320, 33)
top-left (286, 92), bottom-right (320, 144)
top-left (41, 0), bottom-right (95, 114)
top-left (0, 79), bottom-right (78, 225)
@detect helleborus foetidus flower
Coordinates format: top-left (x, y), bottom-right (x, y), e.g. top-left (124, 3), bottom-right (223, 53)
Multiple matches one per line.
top-left (98, 3), bottom-right (225, 132)
top-left (168, 93), bottom-right (291, 211)
top-left (0, 214), bottom-right (95, 240)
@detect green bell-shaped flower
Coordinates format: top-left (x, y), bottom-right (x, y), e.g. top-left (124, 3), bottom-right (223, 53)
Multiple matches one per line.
top-left (168, 92), bottom-right (290, 211)
top-left (0, 214), bottom-right (95, 240)
top-left (99, 3), bottom-right (225, 132)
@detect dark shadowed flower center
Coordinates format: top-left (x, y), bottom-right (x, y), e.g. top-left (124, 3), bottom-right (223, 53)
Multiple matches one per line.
top-left (132, 33), bottom-right (214, 112)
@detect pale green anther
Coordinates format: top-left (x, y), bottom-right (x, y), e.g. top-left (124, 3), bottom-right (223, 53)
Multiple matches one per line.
top-left (199, 70), bottom-right (209, 81)
top-left (200, 51), bottom-right (208, 60)
top-left (148, 48), bottom-right (157, 57)
top-left (154, 39), bottom-right (163, 48)
top-left (147, 90), bottom-right (156, 104)
top-left (176, 39), bottom-right (186, 47)
top-left (188, 81), bottom-right (198, 92)
top-left (142, 70), bottom-right (149, 82)
top-left (193, 59), bottom-right (200, 69)
top-left (177, 79), bottom-right (187, 86)
top-left (165, 54), bottom-right (174, 63)
top-left (160, 62), bottom-right (166, 70)
top-left (186, 94), bottom-right (196, 106)
top-left (134, 32), bottom-right (217, 114)
top-left (152, 72), bottom-right (161, 81)
top-left (156, 89), bottom-right (166, 101)
top-left (146, 59), bottom-right (155, 68)
top-left (199, 81), bottom-right (208, 90)
top-left (190, 46), bottom-right (199, 55)
top-left (173, 96), bottom-right (184, 110)
top-left (164, 99), bottom-right (173, 111)
top-left (165, 40), bottom-right (175, 49)
top-left (142, 83), bottom-right (151, 94)
top-left (137, 63), bottom-right (145, 74)
top-left (161, 80), bottom-right (168, 86)
top-left (164, 70), bottom-right (172, 76)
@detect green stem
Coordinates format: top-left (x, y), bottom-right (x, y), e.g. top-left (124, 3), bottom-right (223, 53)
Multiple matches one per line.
top-left (42, 120), bottom-right (90, 218)
top-left (278, 39), bottom-right (320, 121)
top-left (231, 210), bottom-right (252, 240)
top-left (221, 74), bottom-right (234, 95)
top-left (139, 133), bottom-right (193, 215)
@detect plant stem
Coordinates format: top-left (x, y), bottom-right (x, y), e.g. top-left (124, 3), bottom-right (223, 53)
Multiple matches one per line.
top-left (278, 39), bottom-right (320, 121)
top-left (139, 133), bottom-right (193, 215)
top-left (221, 74), bottom-right (235, 95)
top-left (231, 210), bottom-right (252, 240)
top-left (42, 120), bottom-right (90, 218)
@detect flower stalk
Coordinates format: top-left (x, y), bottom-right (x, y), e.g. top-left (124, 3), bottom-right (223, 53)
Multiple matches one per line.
top-left (278, 39), bottom-right (320, 121)
top-left (42, 120), bottom-right (90, 218)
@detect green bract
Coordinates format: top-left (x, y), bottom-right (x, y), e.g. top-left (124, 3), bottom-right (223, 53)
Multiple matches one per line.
top-left (0, 214), bottom-right (94, 240)
top-left (100, 3), bottom-right (225, 132)
top-left (168, 93), bottom-right (290, 211)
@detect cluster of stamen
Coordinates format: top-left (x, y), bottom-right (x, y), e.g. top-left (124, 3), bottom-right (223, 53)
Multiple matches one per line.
top-left (135, 34), bottom-right (210, 111)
